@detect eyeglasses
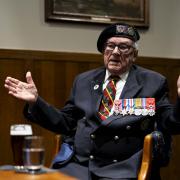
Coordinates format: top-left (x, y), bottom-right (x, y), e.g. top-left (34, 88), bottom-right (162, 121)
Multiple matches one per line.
top-left (105, 42), bottom-right (134, 53)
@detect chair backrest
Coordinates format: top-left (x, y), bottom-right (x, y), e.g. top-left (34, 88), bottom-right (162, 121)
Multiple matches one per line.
top-left (138, 134), bottom-right (153, 180)
top-left (151, 131), bottom-right (172, 167)
top-left (138, 131), bottom-right (172, 180)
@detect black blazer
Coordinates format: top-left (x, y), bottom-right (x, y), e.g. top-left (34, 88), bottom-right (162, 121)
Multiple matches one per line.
top-left (24, 65), bottom-right (180, 179)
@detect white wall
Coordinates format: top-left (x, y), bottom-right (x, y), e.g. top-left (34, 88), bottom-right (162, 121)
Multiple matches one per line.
top-left (0, 0), bottom-right (180, 58)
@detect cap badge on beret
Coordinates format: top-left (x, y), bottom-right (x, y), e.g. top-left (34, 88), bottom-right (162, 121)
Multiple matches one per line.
top-left (116, 25), bottom-right (126, 34)
top-left (116, 25), bottom-right (135, 37)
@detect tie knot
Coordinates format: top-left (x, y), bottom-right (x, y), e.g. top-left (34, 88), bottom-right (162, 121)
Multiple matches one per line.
top-left (109, 76), bottom-right (120, 83)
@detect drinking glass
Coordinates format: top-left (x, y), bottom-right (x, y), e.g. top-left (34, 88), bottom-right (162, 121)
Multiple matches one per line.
top-left (10, 124), bottom-right (33, 166)
top-left (23, 136), bottom-right (45, 173)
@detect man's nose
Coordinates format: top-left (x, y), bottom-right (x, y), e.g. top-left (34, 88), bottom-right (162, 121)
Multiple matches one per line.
top-left (112, 46), bottom-right (120, 55)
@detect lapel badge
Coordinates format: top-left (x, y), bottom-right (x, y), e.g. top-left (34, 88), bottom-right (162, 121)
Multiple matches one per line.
top-left (94, 84), bottom-right (99, 90)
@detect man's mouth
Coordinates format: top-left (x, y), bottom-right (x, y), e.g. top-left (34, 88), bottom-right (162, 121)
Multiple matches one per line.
top-left (109, 59), bottom-right (120, 64)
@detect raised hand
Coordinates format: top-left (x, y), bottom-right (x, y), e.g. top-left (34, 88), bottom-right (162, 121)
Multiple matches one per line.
top-left (4, 71), bottom-right (38, 103)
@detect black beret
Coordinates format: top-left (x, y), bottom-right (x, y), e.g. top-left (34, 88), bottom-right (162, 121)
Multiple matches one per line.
top-left (97, 23), bottom-right (140, 53)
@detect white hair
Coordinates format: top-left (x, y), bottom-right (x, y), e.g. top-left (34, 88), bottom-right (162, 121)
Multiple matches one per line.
top-left (133, 42), bottom-right (139, 50)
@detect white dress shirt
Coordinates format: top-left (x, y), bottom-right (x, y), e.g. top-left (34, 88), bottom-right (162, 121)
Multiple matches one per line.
top-left (102, 70), bottom-right (129, 116)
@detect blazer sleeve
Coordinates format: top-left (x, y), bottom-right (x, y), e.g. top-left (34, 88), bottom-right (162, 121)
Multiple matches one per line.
top-left (23, 78), bottom-right (85, 135)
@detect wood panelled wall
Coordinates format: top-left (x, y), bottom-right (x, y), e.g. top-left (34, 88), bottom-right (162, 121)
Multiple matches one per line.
top-left (0, 49), bottom-right (180, 179)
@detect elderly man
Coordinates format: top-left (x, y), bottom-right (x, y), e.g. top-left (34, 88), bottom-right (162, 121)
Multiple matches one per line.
top-left (5, 23), bottom-right (180, 180)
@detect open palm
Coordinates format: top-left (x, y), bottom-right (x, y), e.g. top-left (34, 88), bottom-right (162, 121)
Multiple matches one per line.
top-left (4, 71), bottom-right (38, 103)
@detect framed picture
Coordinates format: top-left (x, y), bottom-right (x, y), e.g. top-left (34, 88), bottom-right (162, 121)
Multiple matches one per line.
top-left (45, 0), bottom-right (149, 28)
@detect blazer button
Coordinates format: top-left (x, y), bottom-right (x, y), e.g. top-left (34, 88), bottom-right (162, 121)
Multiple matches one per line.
top-left (89, 155), bottom-right (94, 160)
top-left (113, 159), bottom-right (118, 163)
top-left (90, 134), bottom-right (96, 139)
top-left (83, 116), bottom-right (86, 120)
top-left (114, 135), bottom-right (119, 140)
top-left (126, 125), bottom-right (131, 130)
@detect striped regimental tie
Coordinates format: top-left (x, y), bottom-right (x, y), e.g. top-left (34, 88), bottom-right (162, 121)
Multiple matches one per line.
top-left (99, 76), bottom-right (119, 120)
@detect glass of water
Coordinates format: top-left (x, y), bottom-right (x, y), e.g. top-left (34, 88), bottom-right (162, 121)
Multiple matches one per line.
top-left (23, 136), bottom-right (45, 173)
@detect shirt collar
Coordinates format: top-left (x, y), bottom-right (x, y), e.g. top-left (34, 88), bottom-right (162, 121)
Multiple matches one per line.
top-left (104, 70), bottom-right (129, 83)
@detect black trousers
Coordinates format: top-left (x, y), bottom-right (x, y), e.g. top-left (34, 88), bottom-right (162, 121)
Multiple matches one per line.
top-left (59, 162), bottom-right (89, 180)
top-left (58, 162), bottom-right (137, 180)
top-left (92, 174), bottom-right (136, 180)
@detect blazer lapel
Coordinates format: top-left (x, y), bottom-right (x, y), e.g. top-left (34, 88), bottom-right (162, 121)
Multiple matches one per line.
top-left (90, 68), bottom-right (106, 118)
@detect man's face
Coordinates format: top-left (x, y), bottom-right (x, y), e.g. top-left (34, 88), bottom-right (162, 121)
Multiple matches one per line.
top-left (103, 37), bottom-right (138, 75)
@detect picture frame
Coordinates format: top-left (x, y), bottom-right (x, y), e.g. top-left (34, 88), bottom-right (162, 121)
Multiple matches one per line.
top-left (45, 0), bottom-right (149, 28)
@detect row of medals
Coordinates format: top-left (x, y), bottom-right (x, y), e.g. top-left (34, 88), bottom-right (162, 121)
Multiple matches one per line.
top-left (113, 98), bottom-right (156, 116)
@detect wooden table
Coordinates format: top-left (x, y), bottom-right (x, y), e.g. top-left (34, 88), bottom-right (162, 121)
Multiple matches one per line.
top-left (0, 170), bottom-right (77, 180)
